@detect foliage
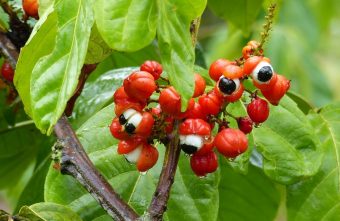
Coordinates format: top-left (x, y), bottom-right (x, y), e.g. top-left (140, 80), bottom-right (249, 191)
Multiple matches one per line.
top-left (0, 0), bottom-right (340, 220)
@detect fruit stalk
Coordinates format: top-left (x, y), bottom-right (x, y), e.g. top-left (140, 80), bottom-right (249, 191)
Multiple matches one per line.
top-left (147, 120), bottom-right (181, 221)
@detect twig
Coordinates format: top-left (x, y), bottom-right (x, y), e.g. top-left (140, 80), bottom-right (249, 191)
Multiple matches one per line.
top-left (65, 64), bottom-right (97, 116)
top-left (0, 28), bottom-right (138, 221)
top-left (55, 116), bottom-right (139, 221)
top-left (147, 120), bottom-right (181, 221)
top-left (190, 17), bottom-right (201, 46)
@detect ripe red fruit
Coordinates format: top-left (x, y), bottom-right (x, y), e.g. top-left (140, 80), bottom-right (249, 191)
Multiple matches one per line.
top-left (159, 86), bottom-right (181, 116)
top-left (137, 144), bottom-right (159, 172)
top-left (110, 118), bottom-right (130, 140)
top-left (214, 81), bottom-right (244, 103)
top-left (117, 137), bottom-right (145, 154)
top-left (179, 118), bottom-right (211, 154)
top-left (195, 137), bottom-right (214, 156)
top-left (113, 87), bottom-right (145, 116)
top-left (184, 98), bottom-right (208, 120)
top-left (261, 75), bottom-right (290, 105)
top-left (237, 117), bottom-right (253, 134)
top-left (198, 91), bottom-right (223, 116)
top-left (253, 72), bottom-right (278, 91)
top-left (190, 151), bottom-right (218, 176)
top-left (1, 61), bottom-right (14, 82)
top-left (193, 74), bottom-right (206, 98)
top-left (247, 97), bottom-right (270, 124)
top-left (134, 112), bottom-right (154, 137)
top-left (123, 71), bottom-right (157, 102)
top-left (22, 0), bottom-right (39, 19)
top-left (209, 59), bottom-right (232, 81)
top-left (214, 128), bottom-right (248, 158)
top-left (140, 60), bottom-right (163, 80)
top-left (222, 64), bottom-right (243, 79)
top-left (243, 56), bottom-right (271, 76)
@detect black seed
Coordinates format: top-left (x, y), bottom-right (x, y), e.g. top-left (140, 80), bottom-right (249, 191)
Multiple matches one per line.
top-left (181, 144), bottom-right (198, 154)
top-left (125, 123), bottom-right (136, 134)
top-left (218, 77), bottom-right (236, 95)
top-left (258, 66), bottom-right (273, 82)
top-left (119, 114), bottom-right (127, 125)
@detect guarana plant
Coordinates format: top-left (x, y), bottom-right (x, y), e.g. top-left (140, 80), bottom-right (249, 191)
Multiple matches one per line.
top-left (0, 0), bottom-right (339, 221)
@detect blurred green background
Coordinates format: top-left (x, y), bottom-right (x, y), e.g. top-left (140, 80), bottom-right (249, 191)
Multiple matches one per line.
top-left (201, 0), bottom-right (340, 107)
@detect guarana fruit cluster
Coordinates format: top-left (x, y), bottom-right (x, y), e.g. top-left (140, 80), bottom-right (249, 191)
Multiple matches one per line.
top-left (109, 40), bottom-right (290, 176)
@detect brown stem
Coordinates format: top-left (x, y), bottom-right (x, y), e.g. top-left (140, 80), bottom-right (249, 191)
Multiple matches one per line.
top-left (190, 17), bottom-right (201, 46)
top-left (65, 64), bottom-right (97, 116)
top-left (55, 116), bottom-right (139, 221)
top-left (0, 29), bottom-right (138, 221)
top-left (147, 121), bottom-right (181, 221)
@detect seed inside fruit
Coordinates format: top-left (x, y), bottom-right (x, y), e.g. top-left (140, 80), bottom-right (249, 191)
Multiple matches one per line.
top-left (218, 77), bottom-right (236, 95)
top-left (258, 66), bottom-right (273, 82)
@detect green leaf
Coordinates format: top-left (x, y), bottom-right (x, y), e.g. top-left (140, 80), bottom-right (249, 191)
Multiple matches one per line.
top-left (38, 0), bottom-right (54, 17)
top-left (208, 0), bottom-right (264, 36)
top-left (252, 96), bottom-right (323, 184)
top-left (18, 202), bottom-right (82, 221)
top-left (287, 102), bottom-right (340, 221)
top-left (0, 123), bottom-right (45, 189)
top-left (157, 0), bottom-right (206, 111)
top-left (14, 142), bottom-right (52, 213)
top-left (218, 163), bottom-right (280, 221)
top-left (30, 0), bottom-right (94, 134)
top-left (85, 25), bottom-right (112, 64)
top-left (94, 0), bottom-right (157, 52)
top-left (14, 11), bottom-right (58, 118)
top-left (286, 91), bottom-right (314, 115)
top-left (45, 104), bottom-right (220, 220)
top-left (0, 6), bottom-right (9, 32)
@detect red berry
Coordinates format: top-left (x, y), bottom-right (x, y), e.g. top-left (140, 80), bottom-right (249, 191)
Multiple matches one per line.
top-left (137, 144), bottom-right (159, 172)
top-left (159, 86), bottom-right (181, 116)
top-left (198, 91), bottom-right (223, 116)
top-left (193, 74), bottom-right (206, 98)
top-left (253, 72), bottom-right (278, 91)
top-left (184, 98), bottom-right (208, 120)
top-left (214, 80), bottom-right (244, 103)
top-left (123, 71), bottom-right (157, 102)
top-left (116, 109), bottom-right (154, 137)
top-left (179, 118), bottom-right (211, 136)
top-left (179, 118), bottom-right (211, 154)
top-left (237, 117), bottom-right (253, 134)
top-left (190, 151), bottom-right (218, 176)
top-left (117, 137), bottom-right (145, 154)
top-left (247, 97), bottom-right (270, 124)
top-left (110, 118), bottom-right (130, 140)
top-left (113, 87), bottom-right (146, 116)
top-left (140, 60), bottom-right (163, 80)
top-left (214, 128), bottom-right (248, 158)
top-left (261, 75), bottom-right (290, 105)
top-left (195, 137), bottom-right (214, 156)
top-left (222, 64), bottom-right (243, 79)
top-left (1, 61), bottom-right (14, 82)
top-left (22, 0), bottom-right (39, 19)
top-left (243, 56), bottom-right (271, 76)
top-left (209, 59), bottom-right (232, 81)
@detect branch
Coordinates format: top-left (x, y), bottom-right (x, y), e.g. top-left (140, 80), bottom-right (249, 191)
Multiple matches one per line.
top-left (147, 121), bottom-right (181, 221)
top-left (55, 116), bottom-right (139, 221)
top-left (0, 28), bottom-right (138, 221)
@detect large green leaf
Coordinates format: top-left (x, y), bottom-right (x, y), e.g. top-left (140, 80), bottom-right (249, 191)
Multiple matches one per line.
top-left (85, 25), bottom-right (112, 64)
top-left (208, 0), bottom-right (264, 36)
top-left (287, 102), bottom-right (340, 221)
top-left (0, 123), bottom-right (45, 190)
top-left (45, 104), bottom-right (220, 221)
top-left (157, 0), bottom-right (206, 111)
top-left (218, 163), bottom-right (280, 221)
top-left (18, 202), bottom-right (82, 221)
top-left (94, 0), bottom-right (157, 52)
top-left (0, 6), bottom-right (9, 32)
top-left (252, 96), bottom-right (323, 184)
top-left (30, 0), bottom-right (94, 134)
top-left (14, 11), bottom-right (57, 118)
